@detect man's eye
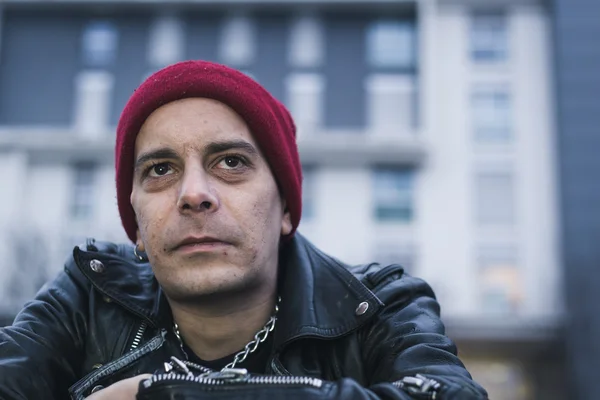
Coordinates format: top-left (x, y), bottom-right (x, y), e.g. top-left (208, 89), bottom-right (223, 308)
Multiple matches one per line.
top-left (219, 156), bottom-right (244, 170)
top-left (148, 163), bottom-right (173, 177)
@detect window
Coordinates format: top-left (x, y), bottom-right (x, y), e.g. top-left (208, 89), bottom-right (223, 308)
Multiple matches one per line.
top-left (471, 12), bottom-right (508, 62)
top-left (302, 166), bottom-right (316, 220)
top-left (288, 16), bottom-right (324, 68)
top-left (476, 171), bottom-right (515, 225)
top-left (219, 16), bottom-right (256, 67)
top-left (373, 168), bottom-right (414, 222)
top-left (81, 21), bottom-right (118, 67)
top-left (148, 16), bottom-right (185, 68)
top-left (478, 246), bottom-right (522, 314)
top-left (472, 85), bottom-right (512, 142)
top-left (71, 163), bottom-right (96, 220)
top-left (366, 20), bottom-right (416, 68)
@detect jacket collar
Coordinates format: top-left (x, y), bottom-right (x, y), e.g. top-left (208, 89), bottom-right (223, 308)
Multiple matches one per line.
top-left (272, 234), bottom-right (383, 350)
top-left (73, 233), bottom-right (383, 346)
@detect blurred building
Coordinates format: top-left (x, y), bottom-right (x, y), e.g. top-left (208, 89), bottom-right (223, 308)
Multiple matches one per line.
top-left (0, 0), bottom-right (565, 398)
top-left (552, 0), bottom-right (600, 399)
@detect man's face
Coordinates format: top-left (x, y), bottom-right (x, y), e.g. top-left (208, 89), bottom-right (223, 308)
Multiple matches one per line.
top-left (130, 98), bottom-right (292, 302)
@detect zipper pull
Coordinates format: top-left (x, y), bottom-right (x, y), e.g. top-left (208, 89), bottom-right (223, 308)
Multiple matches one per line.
top-left (170, 356), bottom-right (194, 377)
top-left (394, 374), bottom-right (441, 400)
top-left (163, 361), bottom-right (174, 373)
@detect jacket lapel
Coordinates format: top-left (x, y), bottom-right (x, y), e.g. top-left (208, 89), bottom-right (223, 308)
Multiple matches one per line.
top-left (273, 234), bottom-right (383, 351)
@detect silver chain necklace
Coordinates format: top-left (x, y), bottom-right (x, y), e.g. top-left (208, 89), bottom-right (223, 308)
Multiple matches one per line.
top-left (173, 296), bottom-right (281, 370)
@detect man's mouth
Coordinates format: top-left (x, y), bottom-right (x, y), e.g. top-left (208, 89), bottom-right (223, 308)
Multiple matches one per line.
top-left (172, 236), bottom-right (232, 253)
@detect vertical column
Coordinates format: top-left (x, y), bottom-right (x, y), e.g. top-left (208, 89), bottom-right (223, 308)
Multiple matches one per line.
top-left (73, 71), bottom-right (114, 140)
top-left (285, 74), bottom-right (325, 139)
top-left (512, 5), bottom-right (561, 317)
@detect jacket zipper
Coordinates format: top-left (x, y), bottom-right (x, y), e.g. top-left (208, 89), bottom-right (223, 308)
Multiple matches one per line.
top-left (69, 330), bottom-right (167, 400)
top-left (146, 358), bottom-right (323, 390)
top-left (129, 321), bottom-right (148, 351)
top-left (142, 372), bottom-right (323, 389)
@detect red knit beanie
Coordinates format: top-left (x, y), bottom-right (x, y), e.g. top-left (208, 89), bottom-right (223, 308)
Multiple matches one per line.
top-left (115, 60), bottom-right (302, 243)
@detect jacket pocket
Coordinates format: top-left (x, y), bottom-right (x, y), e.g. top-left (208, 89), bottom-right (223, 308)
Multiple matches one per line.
top-left (68, 329), bottom-right (166, 400)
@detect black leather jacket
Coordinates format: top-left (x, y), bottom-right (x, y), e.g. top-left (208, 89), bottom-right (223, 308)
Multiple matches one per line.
top-left (0, 234), bottom-right (487, 400)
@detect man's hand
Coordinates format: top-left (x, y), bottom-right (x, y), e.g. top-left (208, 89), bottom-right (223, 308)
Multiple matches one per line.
top-left (85, 374), bottom-right (152, 400)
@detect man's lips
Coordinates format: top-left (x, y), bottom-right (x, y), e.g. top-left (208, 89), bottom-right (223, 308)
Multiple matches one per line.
top-left (172, 236), bottom-right (232, 253)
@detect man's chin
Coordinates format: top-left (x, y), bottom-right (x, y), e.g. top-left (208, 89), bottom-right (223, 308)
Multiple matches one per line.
top-left (158, 267), bottom-right (256, 302)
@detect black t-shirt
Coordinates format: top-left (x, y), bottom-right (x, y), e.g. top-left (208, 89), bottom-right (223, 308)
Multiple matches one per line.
top-left (181, 333), bottom-right (274, 374)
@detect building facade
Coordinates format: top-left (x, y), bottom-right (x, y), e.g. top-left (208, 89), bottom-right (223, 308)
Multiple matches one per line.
top-left (0, 0), bottom-right (564, 398)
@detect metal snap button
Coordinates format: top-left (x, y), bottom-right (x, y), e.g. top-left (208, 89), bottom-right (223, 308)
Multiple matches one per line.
top-left (90, 259), bottom-right (105, 273)
top-left (102, 296), bottom-right (112, 303)
top-left (92, 363), bottom-right (103, 369)
top-left (355, 301), bottom-right (369, 316)
top-left (90, 385), bottom-right (104, 393)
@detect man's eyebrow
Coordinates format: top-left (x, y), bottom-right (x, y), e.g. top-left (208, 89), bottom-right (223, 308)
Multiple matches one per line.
top-left (204, 140), bottom-right (259, 157)
top-left (134, 148), bottom-right (180, 171)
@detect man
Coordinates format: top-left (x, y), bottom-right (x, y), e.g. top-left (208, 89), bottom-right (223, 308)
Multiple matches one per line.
top-left (0, 61), bottom-right (487, 400)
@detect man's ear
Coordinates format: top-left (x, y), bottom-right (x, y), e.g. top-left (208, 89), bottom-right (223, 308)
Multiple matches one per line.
top-left (281, 201), bottom-right (292, 236)
top-left (135, 229), bottom-right (145, 252)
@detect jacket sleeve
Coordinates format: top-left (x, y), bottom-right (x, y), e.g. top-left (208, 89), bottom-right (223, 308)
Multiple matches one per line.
top-left (0, 254), bottom-right (89, 400)
top-left (252, 271), bottom-right (489, 399)
top-left (325, 272), bottom-right (489, 399)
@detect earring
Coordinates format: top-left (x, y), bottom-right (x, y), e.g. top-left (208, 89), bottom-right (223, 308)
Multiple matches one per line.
top-left (134, 243), bottom-right (146, 262)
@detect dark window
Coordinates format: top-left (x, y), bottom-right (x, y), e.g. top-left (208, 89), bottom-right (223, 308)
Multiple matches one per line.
top-left (0, 11), bottom-right (79, 125)
top-left (373, 167), bottom-right (414, 222)
top-left (81, 20), bottom-right (118, 68)
top-left (471, 12), bottom-right (508, 62)
top-left (71, 163), bottom-right (96, 220)
top-left (366, 20), bottom-right (416, 70)
top-left (254, 15), bottom-right (288, 103)
top-left (110, 16), bottom-right (151, 125)
top-left (472, 85), bottom-right (512, 142)
top-left (324, 15), bottom-right (368, 129)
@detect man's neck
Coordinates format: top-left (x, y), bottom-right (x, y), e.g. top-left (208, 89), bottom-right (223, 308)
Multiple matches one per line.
top-left (168, 288), bottom-right (277, 361)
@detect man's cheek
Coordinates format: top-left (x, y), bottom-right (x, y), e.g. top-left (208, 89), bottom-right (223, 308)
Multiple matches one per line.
top-left (136, 212), bottom-right (159, 254)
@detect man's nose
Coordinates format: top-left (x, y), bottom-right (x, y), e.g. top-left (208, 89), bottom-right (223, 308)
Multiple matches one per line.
top-left (177, 167), bottom-right (219, 214)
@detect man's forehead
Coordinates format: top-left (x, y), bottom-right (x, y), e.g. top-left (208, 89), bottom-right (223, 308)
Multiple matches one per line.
top-left (144, 97), bottom-right (244, 125)
top-left (135, 98), bottom-right (257, 154)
